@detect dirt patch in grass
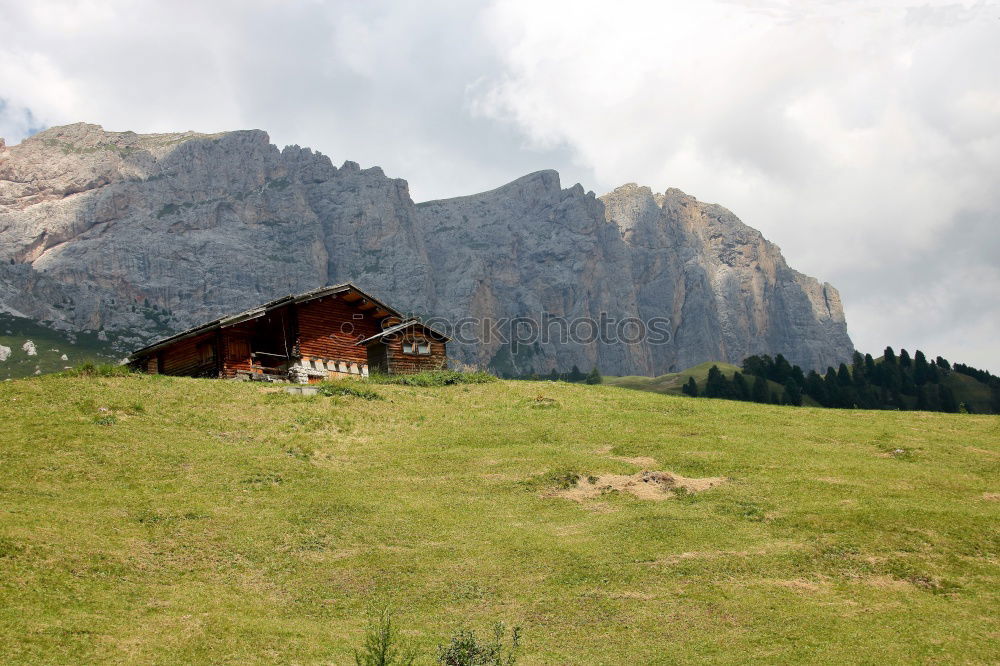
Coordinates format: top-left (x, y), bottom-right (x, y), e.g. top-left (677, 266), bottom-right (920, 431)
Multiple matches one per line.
top-left (770, 579), bottom-right (824, 593)
top-left (610, 455), bottom-right (660, 467)
top-left (983, 492), bottom-right (1000, 501)
top-left (549, 470), bottom-right (726, 502)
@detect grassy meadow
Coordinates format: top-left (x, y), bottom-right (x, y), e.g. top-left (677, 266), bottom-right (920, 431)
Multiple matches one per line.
top-left (0, 373), bottom-right (998, 663)
top-left (0, 313), bottom-right (119, 380)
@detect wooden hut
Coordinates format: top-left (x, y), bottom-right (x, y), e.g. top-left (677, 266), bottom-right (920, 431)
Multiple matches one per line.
top-left (359, 319), bottom-right (449, 375)
top-left (126, 283), bottom-right (449, 382)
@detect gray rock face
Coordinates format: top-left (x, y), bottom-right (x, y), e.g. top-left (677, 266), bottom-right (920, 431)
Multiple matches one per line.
top-left (0, 123), bottom-right (853, 373)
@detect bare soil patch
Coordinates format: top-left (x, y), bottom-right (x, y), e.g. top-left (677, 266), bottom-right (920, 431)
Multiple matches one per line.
top-left (550, 470), bottom-right (726, 502)
top-left (610, 455), bottom-right (660, 467)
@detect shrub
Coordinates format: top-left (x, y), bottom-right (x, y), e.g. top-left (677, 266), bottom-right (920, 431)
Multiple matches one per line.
top-left (65, 362), bottom-right (132, 378)
top-left (318, 381), bottom-right (383, 400)
top-left (437, 622), bottom-right (521, 666)
top-left (366, 371), bottom-right (496, 387)
top-left (354, 605), bottom-right (416, 666)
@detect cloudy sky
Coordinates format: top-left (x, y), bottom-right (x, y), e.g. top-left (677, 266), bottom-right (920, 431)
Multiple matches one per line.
top-left (2, 0), bottom-right (998, 370)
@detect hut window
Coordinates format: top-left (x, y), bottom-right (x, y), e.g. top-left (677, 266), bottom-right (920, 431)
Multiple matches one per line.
top-left (197, 342), bottom-right (215, 365)
top-left (403, 339), bottom-right (430, 355)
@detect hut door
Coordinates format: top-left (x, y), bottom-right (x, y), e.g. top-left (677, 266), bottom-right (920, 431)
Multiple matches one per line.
top-left (367, 343), bottom-right (388, 374)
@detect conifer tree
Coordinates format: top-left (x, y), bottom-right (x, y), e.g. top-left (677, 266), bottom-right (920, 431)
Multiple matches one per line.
top-left (900, 372), bottom-right (916, 396)
top-left (883, 358), bottom-right (901, 392)
top-left (936, 356), bottom-right (950, 370)
top-left (805, 370), bottom-right (827, 405)
top-left (884, 347), bottom-right (897, 366)
top-left (837, 363), bottom-right (852, 386)
top-left (782, 379), bottom-right (802, 406)
top-left (752, 374), bottom-right (770, 403)
top-left (773, 354), bottom-right (792, 383)
top-left (742, 355), bottom-right (766, 378)
top-left (827, 368), bottom-right (848, 406)
top-left (899, 349), bottom-right (912, 369)
top-left (758, 355), bottom-right (775, 380)
top-left (928, 363), bottom-right (940, 383)
top-left (705, 365), bottom-right (729, 398)
top-left (732, 372), bottom-right (750, 401)
top-left (852, 351), bottom-right (866, 385)
top-left (914, 350), bottom-right (929, 385)
top-left (568, 365), bottom-right (585, 382)
top-left (682, 377), bottom-right (698, 397)
top-left (585, 367), bottom-right (602, 384)
top-left (864, 353), bottom-right (877, 378)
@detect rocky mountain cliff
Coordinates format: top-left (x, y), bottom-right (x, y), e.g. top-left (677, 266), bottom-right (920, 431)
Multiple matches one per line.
top-left (0, 123), bottom-right (853, 374)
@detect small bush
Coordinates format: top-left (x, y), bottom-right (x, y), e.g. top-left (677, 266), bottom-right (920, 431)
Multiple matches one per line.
top-left (437, 622), bottom-right (521, 666)
top-left (366, 371), bottom-right (496, 387)
top-left (93, 414), bottom-right (118, 426)
top-left (66, 362), bottom-right (132, 378)
top-left (354, 605), bottom-right (416, 666)
top-left (318, 381), bottom-right (383, 400)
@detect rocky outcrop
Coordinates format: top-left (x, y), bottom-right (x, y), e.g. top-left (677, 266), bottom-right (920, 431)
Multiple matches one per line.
top-left (0, 123), bottom-right (853, 373)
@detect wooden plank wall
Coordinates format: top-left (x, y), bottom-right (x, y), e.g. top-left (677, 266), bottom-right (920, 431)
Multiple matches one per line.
top-left (385, 335), bottom-right (447, 374)
top-left (220, 326), bottom-right (254, 378)
top-left (159, 332), bottom-right (218, 377)
top-left (296, 297), bottom-right (381, 365)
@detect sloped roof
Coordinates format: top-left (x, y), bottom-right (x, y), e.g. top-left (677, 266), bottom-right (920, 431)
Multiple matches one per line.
top-left (357, 318), bottom-right (451, 345)
top-left (128, 283), bottom-right (403, 359)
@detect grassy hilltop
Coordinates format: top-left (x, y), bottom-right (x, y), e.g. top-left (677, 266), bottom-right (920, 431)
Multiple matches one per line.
top-left (1, 373), bottom-right (998, 663)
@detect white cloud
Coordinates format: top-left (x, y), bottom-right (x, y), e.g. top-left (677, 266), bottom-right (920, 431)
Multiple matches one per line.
top-left (471, 0), bottom-right (1000, 369)
top-left (0, 0), bottom-right (997, 369)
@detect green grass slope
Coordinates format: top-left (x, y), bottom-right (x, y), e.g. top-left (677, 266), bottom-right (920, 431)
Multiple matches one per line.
top-left (1, 375), bottom-right (998, 663)
top-left (605, 361), bottom-right (805, 403)
top-left (942, 371), bottom-right (996, 414)
top-left (0, 313), bottom-right (119, 380)
top-left (605, 361), bottom-right (742, 393)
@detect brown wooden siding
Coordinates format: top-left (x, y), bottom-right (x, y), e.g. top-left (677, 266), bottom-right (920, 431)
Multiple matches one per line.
top-left (159, 332), bottom-right (219, 377)
top-left (220, 327), bottom-right (254, 378)
top-left (384, 336), bottom-right (447, 374)
top-left (296, 297), bottom-right (382, 365)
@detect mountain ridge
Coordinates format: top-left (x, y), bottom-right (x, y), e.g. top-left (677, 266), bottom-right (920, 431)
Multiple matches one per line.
top-left (0, 123), bottom-right (854, 374)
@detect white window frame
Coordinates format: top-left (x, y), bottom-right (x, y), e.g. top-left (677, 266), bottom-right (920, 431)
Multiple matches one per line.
top-left (401, 338), bottom-right (431, 355)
